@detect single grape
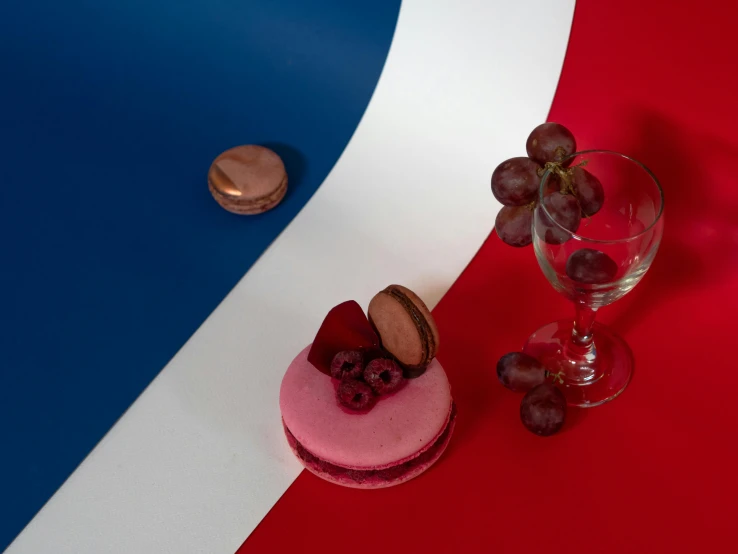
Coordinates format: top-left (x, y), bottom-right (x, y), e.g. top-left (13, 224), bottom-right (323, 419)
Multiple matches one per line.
top-left (571, 167), bottom-right (604, 216)
top-left (497, 352), bottom-right (548, 392)
top-left (565, 248), bottom-right (618, 284)
top-left (495, 205), bottom-right (533, 247)
top-left (526, 123), bottom-right (576, 166)
top-left (539, 192), bottom-right (581, 245)
top-left (520, 383), bottom-right (566, 436)
top-left (491, 157), bottom-right (542, 206)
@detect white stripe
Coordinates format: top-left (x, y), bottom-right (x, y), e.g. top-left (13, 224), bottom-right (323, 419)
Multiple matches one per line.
top-left (7, 1), bottom-right (574, 552)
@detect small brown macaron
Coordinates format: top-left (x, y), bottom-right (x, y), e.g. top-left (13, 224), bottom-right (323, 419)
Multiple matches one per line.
top-left (208, 145), bottom-right (288, 215)
top-left (368, 285), bottom-right (440, 378)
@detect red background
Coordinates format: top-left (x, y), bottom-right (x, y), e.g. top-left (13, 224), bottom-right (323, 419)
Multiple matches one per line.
top-left (241, 0), bottom-right (738, 551)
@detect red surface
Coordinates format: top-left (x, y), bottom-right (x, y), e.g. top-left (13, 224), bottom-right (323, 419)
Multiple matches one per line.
top-left (240, 0), bottom-right (738, 551)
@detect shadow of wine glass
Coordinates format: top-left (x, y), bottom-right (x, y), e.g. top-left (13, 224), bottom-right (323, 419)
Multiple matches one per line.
top-left (607, 109), bottom-right (738, 333)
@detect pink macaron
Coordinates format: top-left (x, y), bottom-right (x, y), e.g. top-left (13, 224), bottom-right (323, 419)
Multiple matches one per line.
top-left (279, 291), bottom-right (455, 489)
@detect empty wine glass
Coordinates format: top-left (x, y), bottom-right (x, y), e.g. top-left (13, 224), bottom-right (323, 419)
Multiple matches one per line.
top-left (524, 150), bottom-right (664, 407)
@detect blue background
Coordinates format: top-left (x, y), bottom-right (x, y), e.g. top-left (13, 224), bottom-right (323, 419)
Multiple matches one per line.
top-left (0, 0), bottom-right (400, 549)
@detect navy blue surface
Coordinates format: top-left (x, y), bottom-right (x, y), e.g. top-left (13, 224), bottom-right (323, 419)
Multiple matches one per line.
top-left (0, 0), bottom-right (400, 548)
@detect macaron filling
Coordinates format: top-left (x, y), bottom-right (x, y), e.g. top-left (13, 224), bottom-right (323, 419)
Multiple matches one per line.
top-left (284, 403), bottom-right (456, 486)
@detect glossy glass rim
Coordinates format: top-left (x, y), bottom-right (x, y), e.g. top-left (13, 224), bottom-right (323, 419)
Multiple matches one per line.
top-left (538, 149), bottom-right (665, 245)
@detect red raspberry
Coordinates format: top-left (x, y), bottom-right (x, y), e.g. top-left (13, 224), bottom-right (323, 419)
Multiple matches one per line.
top-left (336, 379), bottom-right (376, 411)
top-left (363, 358), bottom-right (403, 395)
top-left (330, 350), bottom-right (364, 380)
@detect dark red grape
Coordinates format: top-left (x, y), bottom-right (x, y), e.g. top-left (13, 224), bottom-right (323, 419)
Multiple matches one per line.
top-left (539, 192), bottom-right (581, 244)
top-left (495, 205), bottom-right (533, 247)
top-left (491, 157), bottom-right (542, 206)
top-left (497, 352), bottom-right (548, 392)
top-left (520, 383), bottom-right (566, 436)
top-left (571, 167), bottom-right (604, 216)
top-left (565, 248), bottom-right (618, 284)
top-left (526, 123), bottom-right (576, 166)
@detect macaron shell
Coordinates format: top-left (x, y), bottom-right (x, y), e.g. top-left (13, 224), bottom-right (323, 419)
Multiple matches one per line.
top-left (390, 285), bottom-right (439, 355)
top-left (285, 414), bottom-right (456, 489)
top-left (280, 345), bottom-right (452, 469)
top-left (368, 291), bottom-right (425, 366)
top-left (209, 176), bottom-right (287, 215)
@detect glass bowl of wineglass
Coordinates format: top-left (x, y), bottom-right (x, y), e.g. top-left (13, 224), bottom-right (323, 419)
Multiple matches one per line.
top-left (524, 150), bottom-right (665, 407)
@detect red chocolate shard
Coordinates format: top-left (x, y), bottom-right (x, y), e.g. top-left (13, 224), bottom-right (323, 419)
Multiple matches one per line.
top-left (307, 301), bottom-right (380, 376)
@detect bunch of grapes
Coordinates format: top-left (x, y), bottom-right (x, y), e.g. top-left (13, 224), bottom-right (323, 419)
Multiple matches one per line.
top-left (496, 352), bottom-right (567, 436)
top-left (491, 123), bottom-right (604, 247)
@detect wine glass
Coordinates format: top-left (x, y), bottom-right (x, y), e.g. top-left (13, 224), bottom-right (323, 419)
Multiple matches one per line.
top-left (524, 150), bottom-right (664, 407)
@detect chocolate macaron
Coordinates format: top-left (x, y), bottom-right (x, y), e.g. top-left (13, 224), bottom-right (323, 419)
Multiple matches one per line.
top-left (208, 145), bottom-right (288, 215)
top-left (368, 285), bottom-right (440, 377)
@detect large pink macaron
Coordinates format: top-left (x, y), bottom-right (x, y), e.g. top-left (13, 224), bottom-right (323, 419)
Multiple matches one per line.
top-left (280, 345), bottom-right (455, 489)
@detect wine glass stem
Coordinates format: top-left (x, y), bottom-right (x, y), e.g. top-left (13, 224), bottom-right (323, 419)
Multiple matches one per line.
top-left (572, 301), bottom-right (597, 348)
top-left (561, 301), bottom-right (600, 383)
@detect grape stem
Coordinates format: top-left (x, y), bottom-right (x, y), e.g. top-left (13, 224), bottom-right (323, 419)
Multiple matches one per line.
top-left (543, 160), bottom-right (592, 224)
top-left (545, 370), bottom-right (565, 385)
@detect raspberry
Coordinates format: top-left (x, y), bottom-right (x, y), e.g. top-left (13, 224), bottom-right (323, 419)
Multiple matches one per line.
top-left (336, 379), bottom-right (376, 411)
top-left (363, 358), bottom-right (403, 395)
top-left (330, 350), bottom-right (364, 380)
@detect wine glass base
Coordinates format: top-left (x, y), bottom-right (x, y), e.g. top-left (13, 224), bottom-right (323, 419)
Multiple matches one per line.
top-left (523, 320), bottom-right (634, 408)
